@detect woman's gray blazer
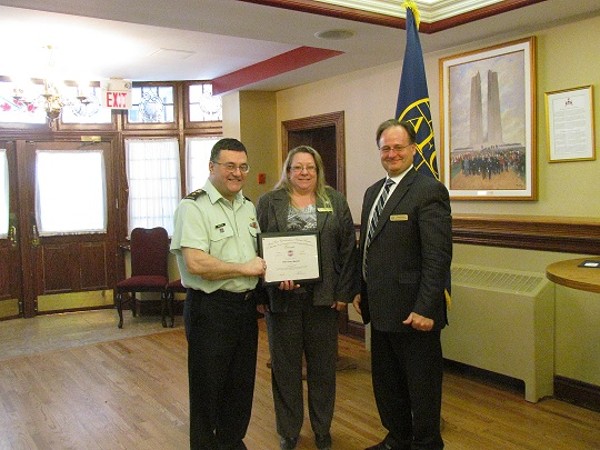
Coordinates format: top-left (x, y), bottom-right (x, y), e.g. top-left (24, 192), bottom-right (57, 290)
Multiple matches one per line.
top-left (256, 186), bottom-right (359, 312)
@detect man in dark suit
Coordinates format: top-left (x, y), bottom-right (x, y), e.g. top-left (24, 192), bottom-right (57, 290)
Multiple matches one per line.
top-left (353, 119), bottom-right (452, 450)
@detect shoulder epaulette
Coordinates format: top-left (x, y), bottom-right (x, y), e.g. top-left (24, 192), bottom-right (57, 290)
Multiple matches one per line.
top-left (185, 189), bottom-right (206, 200)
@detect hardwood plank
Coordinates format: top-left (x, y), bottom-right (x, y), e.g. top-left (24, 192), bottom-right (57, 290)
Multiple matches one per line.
top-left (0, 320), bottom-right (599, 449)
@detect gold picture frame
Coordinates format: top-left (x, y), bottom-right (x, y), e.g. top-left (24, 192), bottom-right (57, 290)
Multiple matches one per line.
top-left (545, 85), bottom-right (596, 162)
top-left (440, 37), bottom-right (537, 200)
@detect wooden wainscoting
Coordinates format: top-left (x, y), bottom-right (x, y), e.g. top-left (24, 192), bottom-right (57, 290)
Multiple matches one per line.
top-left (452, 214), bottom-right (600, 254)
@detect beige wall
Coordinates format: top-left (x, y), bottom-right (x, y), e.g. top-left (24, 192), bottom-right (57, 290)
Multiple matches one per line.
top-left (277, 15), bottom-right (600, 219)
top-left (269, 15), bottom-right (600, 386)
top-left (223, 90), bottom-right (280, 203)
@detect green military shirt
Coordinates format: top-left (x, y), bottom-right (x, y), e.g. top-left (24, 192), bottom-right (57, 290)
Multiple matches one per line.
top-left (170, 180), bottom-right (260, 293)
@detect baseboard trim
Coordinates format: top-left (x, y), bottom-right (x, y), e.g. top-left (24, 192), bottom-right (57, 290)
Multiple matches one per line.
top-left (554, 376), bottom-right (600, 412)
top-left (345, 320), bottom-right (365, 339)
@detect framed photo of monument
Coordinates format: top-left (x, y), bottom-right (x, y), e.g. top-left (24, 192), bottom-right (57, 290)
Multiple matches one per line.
top-left (439, 37), bottom-right (537, 200)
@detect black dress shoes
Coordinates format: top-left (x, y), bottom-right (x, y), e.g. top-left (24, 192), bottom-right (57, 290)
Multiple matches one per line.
top-left (315, 432), bottom-right (332, 450)
top-left (280, 436), bottom-right (298, 450)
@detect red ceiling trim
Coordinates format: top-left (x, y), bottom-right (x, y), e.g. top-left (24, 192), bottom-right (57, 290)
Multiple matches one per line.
top-left (237, 0), bottom-right (548, 33)
top-left (212, 46), bottom-right (343, 95)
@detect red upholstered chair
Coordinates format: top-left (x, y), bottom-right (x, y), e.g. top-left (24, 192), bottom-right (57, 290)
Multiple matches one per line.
top-left (115, 227), bottom-right (169, 328)
top-left (165, 279), bottom-right (186, 327)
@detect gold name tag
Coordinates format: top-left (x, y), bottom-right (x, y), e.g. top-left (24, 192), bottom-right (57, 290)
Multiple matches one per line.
top-left (390, 214), bottom-right (409, 221)
top-left (317, 207), bottom-right (333, 212)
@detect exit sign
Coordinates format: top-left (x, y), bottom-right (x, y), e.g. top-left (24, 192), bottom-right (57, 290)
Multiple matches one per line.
top-left (102, 79), bottom-right (132, 109)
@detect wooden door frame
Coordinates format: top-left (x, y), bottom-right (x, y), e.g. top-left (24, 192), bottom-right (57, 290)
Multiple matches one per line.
top-left (281, 111), bottom-right (346, 195)
top-left (15, 136), bottom-right (118, 317)
top-left (0, 141), bottom-right (22, 319)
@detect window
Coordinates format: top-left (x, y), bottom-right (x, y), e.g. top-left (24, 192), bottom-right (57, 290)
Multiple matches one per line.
top-left (185, 136), bottom-right (219, 193)
top-left (125, 138), bottom-right (180, 236)
top-left (1, 80), bottom-right (113, 126)
top-left (189, 83), bottom-right (222, 122)
top-left (35, 150), bottom-right (107, 235)
top-left (0, 149), bottom-right (8, 237)
top-left (0, 80), bottom-right (47, 124)
top-left (127, 85), bottom-right (175, 124)
top-left (60, 85), bottom-right (113, 124)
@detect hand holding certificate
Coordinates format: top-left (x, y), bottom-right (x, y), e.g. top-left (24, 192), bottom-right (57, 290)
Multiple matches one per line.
top-left (257, 231), bottom-right (322, 285)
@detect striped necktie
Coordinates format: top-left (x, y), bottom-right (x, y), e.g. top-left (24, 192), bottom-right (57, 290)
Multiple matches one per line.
top-left (366, 178), bottom-right (394, 248)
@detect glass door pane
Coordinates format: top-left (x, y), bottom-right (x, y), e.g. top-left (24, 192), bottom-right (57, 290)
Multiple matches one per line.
top-left (35, 150), bottom-right (107, 235)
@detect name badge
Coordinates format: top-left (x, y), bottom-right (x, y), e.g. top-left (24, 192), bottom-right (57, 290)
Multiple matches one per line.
top-left (390, 214), bottom-right (409, 221)
top-left (317, 207), bottom-right (333, 213)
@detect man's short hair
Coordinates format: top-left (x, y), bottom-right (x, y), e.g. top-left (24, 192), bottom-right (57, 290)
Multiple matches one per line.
top-left (210, 138), bottom-right (247, 161)
top-left (375, 119), bottom-right (416, 145)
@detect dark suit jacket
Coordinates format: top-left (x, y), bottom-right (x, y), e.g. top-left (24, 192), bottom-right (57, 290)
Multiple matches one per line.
top-left (256, 186), bottom-right (359, 312)
top-left (359, 168), bottom-right (452, 332)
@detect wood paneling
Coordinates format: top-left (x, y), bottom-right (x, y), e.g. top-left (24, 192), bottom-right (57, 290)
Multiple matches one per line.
top-left (41, 244), bottom-right (73, 293)
top-left (452, 214), bottom-right (600, 254)
top-left (80, 242), bottom-right (109, 290)
top-left (0, 247), bottom-right (10, 299)
top-left (40, 241), bottom-right (110, 293)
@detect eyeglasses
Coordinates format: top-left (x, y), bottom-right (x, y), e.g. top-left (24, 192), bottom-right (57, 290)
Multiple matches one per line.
top-left (379, 144), bottom-right (413, 154)
top-left (290, 165), bottom-right (317, 173)
top-left (212, 161), bottom-right (250, 173)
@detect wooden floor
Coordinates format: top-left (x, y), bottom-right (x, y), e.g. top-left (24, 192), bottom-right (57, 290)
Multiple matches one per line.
top-left (0, 316), bottom-right (599, 449)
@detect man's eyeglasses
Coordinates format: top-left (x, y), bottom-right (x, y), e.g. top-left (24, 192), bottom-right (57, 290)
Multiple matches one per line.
top-left (379, 144), bottom-right (413, 154)
top-left (290, 165), bottom-right (317, 173)
top-left (212, 161), bottom-right (250, 174)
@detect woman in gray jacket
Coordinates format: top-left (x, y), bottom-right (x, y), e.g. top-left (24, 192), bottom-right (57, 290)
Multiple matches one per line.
top-left (256, 145), bottom-right (358, 450)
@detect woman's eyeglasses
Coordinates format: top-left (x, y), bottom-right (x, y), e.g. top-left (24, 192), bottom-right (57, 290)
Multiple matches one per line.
top-left (290, 165), bottom-right (317, 173)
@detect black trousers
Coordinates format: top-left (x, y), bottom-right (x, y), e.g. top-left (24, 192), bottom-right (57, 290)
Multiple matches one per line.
top-left (371, 327), bottom-right (444, 450)
top-left (184, 289), bottom-right (258, 450)
top-left (265, 291), bottom-right (338, 438)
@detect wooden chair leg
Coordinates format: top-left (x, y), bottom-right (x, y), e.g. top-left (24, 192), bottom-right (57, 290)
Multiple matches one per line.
top-left (131, 293), bottom-right (137, 318)
top-left (161, 292), bottom-right (168, 328)
top-left (116, 292), bottom-right (124, 329)
top-left (168, 291), bottom-right (175, 328)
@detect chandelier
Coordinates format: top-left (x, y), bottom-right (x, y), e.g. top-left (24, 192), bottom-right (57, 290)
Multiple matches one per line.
top-left (8, 80), bottom-right (101, 124)
top-left (2, 46), bottom-right (101, 124)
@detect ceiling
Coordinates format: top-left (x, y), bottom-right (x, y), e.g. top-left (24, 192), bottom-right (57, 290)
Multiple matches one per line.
top-left (0, 0), bottom-right (599, 94)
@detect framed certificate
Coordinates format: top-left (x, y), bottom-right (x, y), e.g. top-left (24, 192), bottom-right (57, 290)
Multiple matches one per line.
top-left (257, 231), bottom-right (322, 285)
top-left (545, 85), bottom-right (595, 162)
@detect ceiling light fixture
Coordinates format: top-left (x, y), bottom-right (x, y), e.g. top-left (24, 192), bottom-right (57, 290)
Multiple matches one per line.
top-left (5, 45), bottom-right (100, 125)
top-left (314, 29), bottom-right (355, 40)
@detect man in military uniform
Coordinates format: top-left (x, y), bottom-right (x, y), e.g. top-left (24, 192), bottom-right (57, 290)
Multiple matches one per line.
top-left (171, 138), bottom-right (266, 450)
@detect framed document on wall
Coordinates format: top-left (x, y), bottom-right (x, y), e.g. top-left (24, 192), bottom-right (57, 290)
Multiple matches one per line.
top-left (545, 85), bottom-right (596, 162)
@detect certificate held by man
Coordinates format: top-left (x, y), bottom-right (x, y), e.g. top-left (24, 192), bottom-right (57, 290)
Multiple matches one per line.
top-left (257, 231), bottom-right (322, 285)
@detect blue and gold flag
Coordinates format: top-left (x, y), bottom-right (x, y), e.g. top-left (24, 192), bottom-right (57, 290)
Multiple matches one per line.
top-left (396, 1), bottom-right (439, 180)
top-left (397, 1), bottom-right (451, 305)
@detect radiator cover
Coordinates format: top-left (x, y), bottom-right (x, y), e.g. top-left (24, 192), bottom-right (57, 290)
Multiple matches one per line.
top-left (442, 264), bottom-right (555, 402)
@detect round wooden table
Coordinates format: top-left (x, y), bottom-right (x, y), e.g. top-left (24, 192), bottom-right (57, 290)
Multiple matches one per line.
top-left (546, 257), bottom-right (600, 293)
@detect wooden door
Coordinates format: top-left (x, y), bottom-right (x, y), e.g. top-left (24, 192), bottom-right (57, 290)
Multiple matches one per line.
top-left (15, 139), bottom-right (117, 317)
top-left (0, 141), bottom-right (21, 319)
